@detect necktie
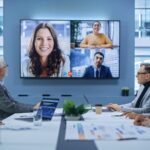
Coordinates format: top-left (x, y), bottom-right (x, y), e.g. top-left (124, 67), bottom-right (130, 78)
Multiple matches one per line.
top-left (96, 69), bottom-right (99, 78)
top-left (135, 81), bottom-right (150, 108)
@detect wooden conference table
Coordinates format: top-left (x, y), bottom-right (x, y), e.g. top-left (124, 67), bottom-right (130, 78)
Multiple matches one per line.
top-left (0, 108), bottom-right (150, 150)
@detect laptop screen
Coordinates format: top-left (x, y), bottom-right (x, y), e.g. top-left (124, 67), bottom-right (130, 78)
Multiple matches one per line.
top-left (40, 98), bottom-right (59, 120)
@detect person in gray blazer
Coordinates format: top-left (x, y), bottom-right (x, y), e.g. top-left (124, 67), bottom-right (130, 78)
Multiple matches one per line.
top-left (0, 57), bottom-right (39, 120)
top-left (107, 63), bottom-right (150, 114)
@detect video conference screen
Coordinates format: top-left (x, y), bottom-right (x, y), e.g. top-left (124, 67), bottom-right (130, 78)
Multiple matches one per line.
top-left (21, 20), bottom-right (120, 79)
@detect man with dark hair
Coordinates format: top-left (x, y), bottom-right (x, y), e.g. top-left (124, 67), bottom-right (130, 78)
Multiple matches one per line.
top-left (0, 57), bottom-right (39, 120)
top-left (83, 51), bottom-right (112, 78)
top-left (107, 63), bottom-right (150, 113)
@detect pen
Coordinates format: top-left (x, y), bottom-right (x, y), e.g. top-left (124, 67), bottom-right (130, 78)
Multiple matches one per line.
top-left (118, 137), bottom-right (137, 141)
top-left (109, 108), bottom-right (115, 112)
top-left (111, 114), bottom-right (124, 117)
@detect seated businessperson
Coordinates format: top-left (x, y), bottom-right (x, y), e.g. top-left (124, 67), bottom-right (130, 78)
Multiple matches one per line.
top-left (22, 23), bottom-right (69, 77)
top-left (83, 52), bottom-right (112, 78)
top-left (80, 21), bottom-right (113, 49)
top-left (0, 57), bottom-right (39, 119)
top-left (107, 63), bottom-right (150, 113)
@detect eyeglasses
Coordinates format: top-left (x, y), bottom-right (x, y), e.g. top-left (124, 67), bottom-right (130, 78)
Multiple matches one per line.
top-left (137, 72), bottom-right (148, 76)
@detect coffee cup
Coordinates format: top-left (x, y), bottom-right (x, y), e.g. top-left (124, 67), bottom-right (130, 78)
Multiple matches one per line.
top-left (95, 104), bottom-right (102, 114)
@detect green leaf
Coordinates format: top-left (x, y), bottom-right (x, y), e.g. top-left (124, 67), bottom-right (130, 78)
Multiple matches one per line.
top-left (63, 100), bottom-right (75, 115)
top-left (76, 104), bottom-right (89, 115)
top-left (63, 100), bottom-right (89, 116)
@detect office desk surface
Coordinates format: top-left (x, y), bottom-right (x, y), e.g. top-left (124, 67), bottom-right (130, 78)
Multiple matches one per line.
top-left (0, 109), bottom-right (150, 150)
top-left (0, 109), bottom-right (62, 150)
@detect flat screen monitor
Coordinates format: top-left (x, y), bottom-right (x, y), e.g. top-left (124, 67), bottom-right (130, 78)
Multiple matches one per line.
top-left (20, 20), bottom-right (120, 79)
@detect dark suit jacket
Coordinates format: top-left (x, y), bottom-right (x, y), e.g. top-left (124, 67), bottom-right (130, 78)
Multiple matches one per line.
top-left (83, 65), bottom-right (112, 78)
top-left (0, 84), bottom-right (33, 119)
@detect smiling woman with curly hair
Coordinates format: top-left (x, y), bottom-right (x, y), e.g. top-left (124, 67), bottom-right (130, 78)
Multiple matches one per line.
top-left (22, 23), bottom-right (69, 77)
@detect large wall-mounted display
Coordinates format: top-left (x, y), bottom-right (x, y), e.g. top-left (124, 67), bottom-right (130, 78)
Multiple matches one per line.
top-left (21, 20), bottom-right (120, 79)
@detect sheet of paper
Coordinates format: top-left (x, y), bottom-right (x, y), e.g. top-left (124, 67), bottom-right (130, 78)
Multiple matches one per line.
top-left (65, 121), bottom-right (150, 140)
top-left (0, 124), bottom-right (33, 131)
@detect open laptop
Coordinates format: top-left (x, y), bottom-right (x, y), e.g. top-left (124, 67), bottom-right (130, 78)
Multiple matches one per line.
top-left (15, 98), bottom-right (59, 122)
top-left (40, 97), bottom-right (59, 120)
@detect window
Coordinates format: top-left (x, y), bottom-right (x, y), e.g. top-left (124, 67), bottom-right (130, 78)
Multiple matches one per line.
top-left (135, 0), bottom-right (150, 92)
top-left (0, 0), bottom-right (3, 56)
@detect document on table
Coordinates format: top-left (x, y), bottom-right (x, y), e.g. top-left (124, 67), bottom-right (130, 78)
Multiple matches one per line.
top-left (0, 124), bottom-right (33, 131)
top-left (2, 113), bottom-right (34, 131)
top-left (65, 121), bottom-right (150, 140)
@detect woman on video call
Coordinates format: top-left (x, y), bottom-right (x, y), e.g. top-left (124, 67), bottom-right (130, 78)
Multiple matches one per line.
top-left (80, 21), bottom-right (113, 49)
top-left (22, 23), bottom-right (69, 77)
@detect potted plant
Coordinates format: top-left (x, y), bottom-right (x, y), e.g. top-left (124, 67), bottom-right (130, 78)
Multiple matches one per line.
top-left (121, 87), bottom-right (129, 96)
top-left (63, 100), bottom-right (89, 120)
top-left (70, 20), bottom-right (81, 48)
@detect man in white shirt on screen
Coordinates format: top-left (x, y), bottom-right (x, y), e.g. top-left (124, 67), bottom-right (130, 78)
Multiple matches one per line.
top-left (107, 63), bottom-right (150, 114)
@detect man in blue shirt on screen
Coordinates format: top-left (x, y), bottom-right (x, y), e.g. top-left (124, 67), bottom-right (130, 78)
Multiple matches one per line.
top-left (83, 51), bottom-right (112, 78)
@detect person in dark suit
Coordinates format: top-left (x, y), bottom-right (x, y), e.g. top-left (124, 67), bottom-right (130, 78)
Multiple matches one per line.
top-left (0, 57), bottom-right (40, 120)
top-left (83, 51), bottom-right (112, 78)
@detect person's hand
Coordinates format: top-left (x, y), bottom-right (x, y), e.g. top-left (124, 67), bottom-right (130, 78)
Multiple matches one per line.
top-left (134, 115), bottom-right (150, 126)
top-left (123, 112), bottom-right (138, 119)
top-left (107, 103), bottom-right (121, 111)
top-left (89, 44), bottom-right (102, 48)
top-left (140, 118), bottom-right (150, 126)
top-left (95, 45), bottom-right (102, 48)
top-left (33, 102), bottom-right (41, 110)
top-left (88, 45), bottom-right (96, 48)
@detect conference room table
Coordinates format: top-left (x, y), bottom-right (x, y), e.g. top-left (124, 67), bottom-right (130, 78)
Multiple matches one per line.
top-left (0, 108), bottom-right (150, 150)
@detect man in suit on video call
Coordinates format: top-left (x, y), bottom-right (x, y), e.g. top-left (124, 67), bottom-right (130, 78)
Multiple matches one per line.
top-left (107, 63), bottom-right (150, 113)
top-left (83, 51), bottom-right (112, 78)
top-left (0, 57), bottom-right (39, 120)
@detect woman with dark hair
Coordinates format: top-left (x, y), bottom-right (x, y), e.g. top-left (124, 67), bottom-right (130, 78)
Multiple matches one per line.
top-left (22, 23), bottom-right (69, 77)
top-left (80, 21), bottom-right (113, 49)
